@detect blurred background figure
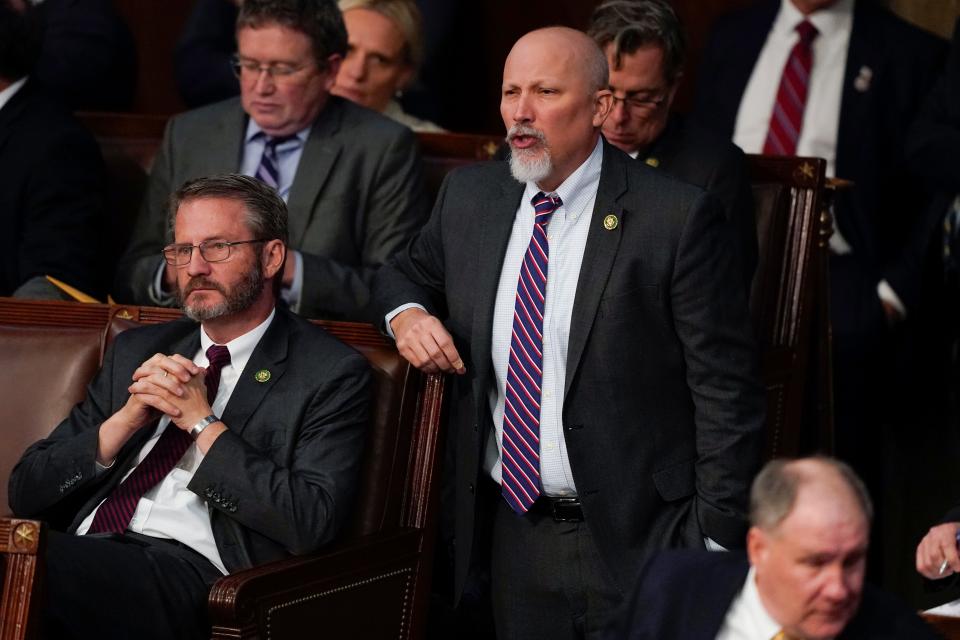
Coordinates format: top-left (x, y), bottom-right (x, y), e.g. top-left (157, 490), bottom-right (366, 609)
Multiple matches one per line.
top-left (174, 0), bottom-right (240, 108)
top-left (0, 0), bottom-right (108, 300)
top-left (333, 0), bottom-right (443, 131)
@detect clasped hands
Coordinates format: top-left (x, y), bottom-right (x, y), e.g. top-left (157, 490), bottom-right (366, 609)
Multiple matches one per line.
top-left (119, 353), bottom-right (213, 434)
top-left (390, 308), bottom-right (466, 375)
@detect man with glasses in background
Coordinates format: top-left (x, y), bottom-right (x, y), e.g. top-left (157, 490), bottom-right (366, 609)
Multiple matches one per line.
top-left (10, 174), bottom-right (371, 640)
top-left (587, 0), bottom-right (757, 287)
top-left (116, 0), bottom-right (429, 322)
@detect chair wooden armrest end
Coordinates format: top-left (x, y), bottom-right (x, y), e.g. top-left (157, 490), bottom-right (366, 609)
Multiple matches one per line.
top-left (0, 518), bottom-right (45, 640)
top-left (921, 612), bottom-right (960, 639)
top-left (208, 528), bottom-right (426, 640)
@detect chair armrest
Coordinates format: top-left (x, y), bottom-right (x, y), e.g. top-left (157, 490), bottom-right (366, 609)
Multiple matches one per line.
top-left (0, 518), bottom-right (45, 640)
top-left (208, 528), bottom-right (427, 640)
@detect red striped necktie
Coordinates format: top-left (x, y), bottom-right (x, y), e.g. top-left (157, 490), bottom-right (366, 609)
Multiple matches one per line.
top-left (501, 192), bottom-right (561, 514)
top-left (87, 345), bottom-right (231, 534)
top-left (763, 20), bottom-right (819, 156)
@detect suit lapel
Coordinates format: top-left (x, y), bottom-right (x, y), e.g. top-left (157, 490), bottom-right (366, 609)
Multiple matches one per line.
top-left (836, 3), bottom-right (878, 181)
top-left (0, 80), bottom-right (33, 154)
top-left (286, 98), bottom-right (345, 246)
top-left (564, 143), bottom-right (627, 399)
top-left (219, 310), bottom-right (289, 437)
top-left (470, 176), bottom-right (525, 417)
top-left (203, 103), bottom-right (246, 176)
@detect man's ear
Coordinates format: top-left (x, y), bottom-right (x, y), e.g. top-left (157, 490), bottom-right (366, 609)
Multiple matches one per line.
top-left (746, 526), bottom-right (767, 567)
top-left (262, 240), bottom-right (285, 279)
top-left (593, 88), bottom-right (613, 127)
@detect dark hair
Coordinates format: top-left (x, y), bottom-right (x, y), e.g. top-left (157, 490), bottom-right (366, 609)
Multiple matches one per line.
top-left (237, 0), bottom-right (348, 70)
top-left (0, 0), bottom-right (41, 81)
top-left (750, 456), bottom-right (874, 531)
top-left (169, 174), bottom-right (289, 245)
top-left (587, 0), bottom-right (686, 84)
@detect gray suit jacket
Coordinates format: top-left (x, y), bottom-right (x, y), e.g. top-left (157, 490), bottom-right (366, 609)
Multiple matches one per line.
top-left (8, 308), bottom-right (371, 573)
top-left (114, 96), bottom-right (430, 321)
top-left (373, 141), bottom-right (765, 600)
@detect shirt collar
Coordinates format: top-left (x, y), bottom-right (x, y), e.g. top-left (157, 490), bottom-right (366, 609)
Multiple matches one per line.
top-left (200, 308), bottom-right (276, 369)
top-left (741, 566), bottom-right (784, 639)
top-left (523, 135), bottom-right (604, 223)
top-left (775, 0), bottom-right (854, 40)
top-left (0, 77), bottom-right (27, 113)
top-left (244, 118), bottom-right (311, 146)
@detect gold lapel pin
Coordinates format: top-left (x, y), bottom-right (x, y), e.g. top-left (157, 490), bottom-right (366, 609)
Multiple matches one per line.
top-left (603, 214), bottom-right (619, 231)
top-left (645, 157), bottom-right (660, 168)
top-left (254, 369), bottom-right (271, 383)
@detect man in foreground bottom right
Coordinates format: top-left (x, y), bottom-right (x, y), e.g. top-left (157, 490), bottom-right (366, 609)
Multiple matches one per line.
top-left (618, 456), bottom-right (939, 639)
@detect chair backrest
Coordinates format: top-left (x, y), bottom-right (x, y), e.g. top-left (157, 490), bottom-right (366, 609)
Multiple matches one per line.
top-left (417, 132), bottom-right (501, 201)
top-left (745, 155), bottom-right (831, 458)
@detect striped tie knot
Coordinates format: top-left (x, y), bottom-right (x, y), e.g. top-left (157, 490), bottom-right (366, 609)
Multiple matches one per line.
top-left (795, 20), bottom-right (818, 45)
top-left (255, 134), bottom-right (298, 190)
top-left (532, 192), bottom-right (562, 227)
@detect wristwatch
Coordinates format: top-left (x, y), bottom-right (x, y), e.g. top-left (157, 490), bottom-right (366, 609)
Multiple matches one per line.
top-left (189, 414), bottom-right (219, 440)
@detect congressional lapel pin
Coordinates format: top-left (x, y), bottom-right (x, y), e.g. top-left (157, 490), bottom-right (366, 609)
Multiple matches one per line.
top-left (645, 157), bottom-right (660, 168)
top-left (254, 369), bottom-right (271, 383)
top-left (854, 65), bottom-right (872, 93)
top-left (603, 214), bottom-right (619, 231)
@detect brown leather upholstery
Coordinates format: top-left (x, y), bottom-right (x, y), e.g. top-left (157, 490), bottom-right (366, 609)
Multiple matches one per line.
top-left (0, 299), bottom-right (446, 640)
top-left (746, 155), bottom-right (832, 458)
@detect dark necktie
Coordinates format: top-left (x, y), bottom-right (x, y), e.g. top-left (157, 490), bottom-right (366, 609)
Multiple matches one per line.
top-left (87, 345), bottom-right (231, 534)
top-left (254, 134), bottom-right (296, 190)
top-left (501, 192), bottom-right (561, 514)
top-left (763, 20), bottom-right (819, 156)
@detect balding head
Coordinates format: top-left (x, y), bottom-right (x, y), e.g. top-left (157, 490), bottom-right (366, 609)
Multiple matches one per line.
top-left (501, 27), bottom-right (612, 191)
top-left (747, 457), bottom-right (871, 640)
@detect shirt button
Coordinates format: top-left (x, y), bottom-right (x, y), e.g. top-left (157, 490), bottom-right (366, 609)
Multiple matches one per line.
top-left (545, 441), bottom-right (556, 451)
top-left (544, 390), bottom-right (553, 398)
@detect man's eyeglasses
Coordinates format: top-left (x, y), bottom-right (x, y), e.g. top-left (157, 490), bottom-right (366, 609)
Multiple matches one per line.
top-left (231, 55), bottom-right (312, 83)
top-left (610, 92), bottom-right (668, 115)
top-left (162, 239), bottom-right (266, 266)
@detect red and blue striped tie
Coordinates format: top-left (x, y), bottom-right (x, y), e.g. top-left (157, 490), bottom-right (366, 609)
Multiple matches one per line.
top-left (501, 192), bottom-right (561, 514)
top-left (763, 20), bottom-right (818, 156)
top-left (87, 345), bottom-right (231, 534)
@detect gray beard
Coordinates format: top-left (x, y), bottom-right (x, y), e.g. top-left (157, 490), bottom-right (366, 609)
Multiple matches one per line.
top-left (509, 146), bottom-right (553, 184)
top-left (180, 263), bottom-right (264, 322)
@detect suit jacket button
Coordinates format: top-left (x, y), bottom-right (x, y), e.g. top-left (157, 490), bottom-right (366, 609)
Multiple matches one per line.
top-left (468, 483), bottom-right (475, 494)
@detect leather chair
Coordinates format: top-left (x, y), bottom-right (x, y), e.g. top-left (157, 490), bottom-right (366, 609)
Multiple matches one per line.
top-left (0, 299), bottom-right (446, 640)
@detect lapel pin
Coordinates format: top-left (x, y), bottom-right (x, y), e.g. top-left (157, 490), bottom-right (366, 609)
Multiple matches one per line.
top-left (854, 65), bottom-right (872, 93)
top-left (603, 214), bottom-right (619, 231)
top-left (645, 157), bottom-right (660, 168)
top-left (254, 369), bottom-right (271, 383)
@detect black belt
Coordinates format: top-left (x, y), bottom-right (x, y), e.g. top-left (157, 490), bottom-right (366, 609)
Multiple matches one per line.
top-left (529, 496), bottom-right (584, 522)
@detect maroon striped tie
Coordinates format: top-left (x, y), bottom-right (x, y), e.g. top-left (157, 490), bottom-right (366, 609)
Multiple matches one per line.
top-left (87, 345), bottom-right (231, 534)
top-left (763, 20), bottom-right (819, 156)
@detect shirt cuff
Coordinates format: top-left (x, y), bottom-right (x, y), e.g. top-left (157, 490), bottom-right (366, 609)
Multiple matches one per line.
top-left (149, 261), bottom-right (177, 306)
top-left (280, 250), bottom-right (304, 312)
top-left (384, 303), bottom-right (427, 338)
top-left (877, 280), bottom-right (906, 318)
top-left (704, 536), bottom-right (728, 552)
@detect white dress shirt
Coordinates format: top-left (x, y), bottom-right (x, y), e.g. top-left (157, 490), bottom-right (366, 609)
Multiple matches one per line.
top-left (480, 138), bottom-right (603, 496)
top-left (76, 309), bottom-right (276, 575)
top-left (717, 566), bottom-right (784, 640)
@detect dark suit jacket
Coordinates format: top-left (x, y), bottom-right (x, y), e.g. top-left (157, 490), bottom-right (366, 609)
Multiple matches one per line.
top-left (639, 115), bottom-right (757, 289)
top-left (173, 0), bottom-right (239, 109)
top-left (619, 550), bottom-right (940, 639)
top-left (8, 308), bottom-right (371, 573)
top-left (373, 141), bottom-right (766, 601)
top-left (115, 96), bottom-right (430, 321)
top-left (694, 0), bottom-right (945, 311)
top-left (0, 80), bottom-right (107, 298)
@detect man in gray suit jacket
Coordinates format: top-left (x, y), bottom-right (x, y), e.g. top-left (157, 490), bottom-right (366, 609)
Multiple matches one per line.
top-left (373, 27), bottom-right (765, 638)
top-left (10, 175), bottom-right (371, 640)
top-left (115, 0), bottom-right (429, 321)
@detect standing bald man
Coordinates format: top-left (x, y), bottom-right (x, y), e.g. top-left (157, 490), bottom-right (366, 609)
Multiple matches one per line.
top-left (373, 27), bottom-right (765, 637)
